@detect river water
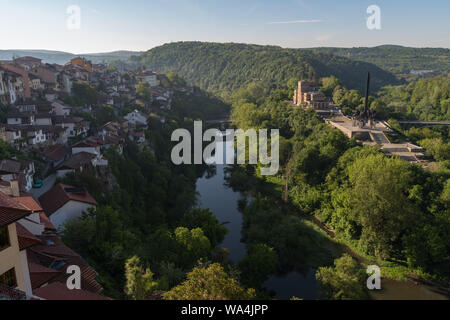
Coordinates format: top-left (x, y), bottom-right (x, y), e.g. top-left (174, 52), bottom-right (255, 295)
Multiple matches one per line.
top-left (196, 136), bottom-right (319, 299)
top-left (195, 135), bottom-right (449, 300)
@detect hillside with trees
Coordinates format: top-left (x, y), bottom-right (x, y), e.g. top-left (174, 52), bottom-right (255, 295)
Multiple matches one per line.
top-left (228, 81), bottom-right (450, 291)
top-left (371, 76), bottom-right (450, 121)
top-left (59, 85), bottom-right (237, 299)
top-left (134, 42), bottom-right (399, 95)
top-left (313, 45), bottom-right (450, 76)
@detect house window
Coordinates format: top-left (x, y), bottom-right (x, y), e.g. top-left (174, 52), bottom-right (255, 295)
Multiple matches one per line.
top-left (0, 268), bottom-right (17, 288)
top-left (0, 226), bottom-right (10, 251)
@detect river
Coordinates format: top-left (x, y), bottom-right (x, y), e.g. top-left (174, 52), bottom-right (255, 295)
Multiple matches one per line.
top-left (195, 134), bottom-right (449, 300)
top-left (196, 135), bottom-right (319, 299)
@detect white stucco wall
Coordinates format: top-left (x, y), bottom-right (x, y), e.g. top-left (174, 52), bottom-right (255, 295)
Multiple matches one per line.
top-left (7, 118), bottom-right (22, 125)
top-left (72, 146), bottom-right (100, 156)
top-left (35, 118), bottom-right (52, 126)
top-left (56, 169), bottom-right (75, 179)
top-left (0, 224), bottom-right (31, 296)
top-left (20, 250), bottom-right (32, 296)
top-left (49, 201), bottom-right (96, 230)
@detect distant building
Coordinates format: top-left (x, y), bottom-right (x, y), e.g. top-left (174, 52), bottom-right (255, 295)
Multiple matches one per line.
top-left (293, 81), bottom-right (332, 109)
top-left (124, 110), bottom-right (148, 127)
top-left (65, 57), bottom-right (93, 73)
top-left (137, 70), bottom-right (160, 87)
top-left (13, 56), bottom-right (42, 71)
top-left (0, 64), bottom-right (31, 98)
top-left (0, 160), bottom-right (35, 193)
top-left (0, 67), bottom-right (25, 104)
top-left (56, 152), bottom-right (98, 178)
top-left (36, 144), bottom-right (71, 169)
top-left (29, 64), bottom-right (59, 88)
top-left (51, 101), bottom-right (71, 116)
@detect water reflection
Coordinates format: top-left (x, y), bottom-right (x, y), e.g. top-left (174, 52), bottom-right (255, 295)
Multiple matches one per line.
top-left (196, 135), bottom-right (319, 299)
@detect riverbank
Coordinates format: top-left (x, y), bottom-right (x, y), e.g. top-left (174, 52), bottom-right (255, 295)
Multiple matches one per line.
top-left (228, 166), bottom-right (450, 300)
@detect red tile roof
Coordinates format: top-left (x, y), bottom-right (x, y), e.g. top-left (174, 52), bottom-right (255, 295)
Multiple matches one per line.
top-left (16, 222), bottom-right (43, 250)
top-left (28, 261), bottom-right (61, 289)
top-left (0, 191), bottom-right (26, 209)
top-left (33, 282), bottom-right (111, 301)
top-left (0, 192), bottom-right (32, 227)
top-left (39, 212), bottom-right (56, 233)
top-left (29, 235), bottom-right (103, 293)
top-left (26, 249), bottom-right (62, 290)
top-left (38, 184), bottom-right (98, 216)
top-left (0, 159), bottom-right (21, 174)
top-left (38, 144), bottom-right (70, 162)
top-left (15, 196), bottom-right (43, 212)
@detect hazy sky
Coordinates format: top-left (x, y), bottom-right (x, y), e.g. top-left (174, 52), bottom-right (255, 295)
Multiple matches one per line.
top-left (1, 0), bottom-right (449, 53)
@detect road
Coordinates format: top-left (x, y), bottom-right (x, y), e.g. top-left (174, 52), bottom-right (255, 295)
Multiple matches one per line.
top-left (30, 174), bottom-right (56, 202)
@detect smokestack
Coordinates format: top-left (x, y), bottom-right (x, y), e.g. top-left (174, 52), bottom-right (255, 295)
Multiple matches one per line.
top-left (364, 72), bottom-right (371, 114)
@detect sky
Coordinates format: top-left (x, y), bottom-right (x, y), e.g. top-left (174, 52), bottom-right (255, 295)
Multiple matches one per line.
top-left (1, 0), bottom-right (449, 53)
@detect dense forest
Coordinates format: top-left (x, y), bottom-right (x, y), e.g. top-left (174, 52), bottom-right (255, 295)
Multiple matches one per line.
top-left (314, 45), bottom-right (450, 76)
top-left (372, 76), bottom-right (450, 121)
top-left (229, 81), bottom-right (450, 299)
top-left (133, 42), bottom-right (399, 95)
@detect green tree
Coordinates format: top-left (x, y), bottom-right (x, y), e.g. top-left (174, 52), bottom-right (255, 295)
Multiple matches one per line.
top-left (320, 76), bottom-right (341, 97)
top-left (136, 81), bottom-right (152, 101)
top-left (238, 244), bottom-right (278, 288)
top-left (181, 209), bottom-right (228, 248)
top-left (124, 256), bottom-right (159, 300)
top-left (70, 82), bottom-right (99, 106)
top-left (419, 138), bottom-right (450, 161)
top-left (340, 154), bottom-right (420, 258)
top-left (163, 263), bottom-right (256, 300)
top-left (95, 104), bottom-right (116, 126)
top-left (175, 227), bottom-right (211, 267)
top-left (316, 254), bottom-right (369, 300)
top-left (167, 72), bottom-right (187, 87)
top-left (158, 261), bottom-right (186, 288)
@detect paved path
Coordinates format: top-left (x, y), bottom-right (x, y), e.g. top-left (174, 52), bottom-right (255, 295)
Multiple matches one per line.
top-left (30, 174), bottom-right (56, 202)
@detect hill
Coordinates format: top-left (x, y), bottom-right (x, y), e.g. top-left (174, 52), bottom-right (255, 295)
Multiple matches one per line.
top-left (312, 46), bottom-right (450, 75)
top-left (0, 49), bottom-right (142, 65)
top-left (135, 42), bottom-right (400, 94)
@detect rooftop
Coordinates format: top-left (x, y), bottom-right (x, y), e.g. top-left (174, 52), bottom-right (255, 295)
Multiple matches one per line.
top-left (0, 192), bottom-right (32, 227)
top-left (38, 184), bottom-right (98, 216)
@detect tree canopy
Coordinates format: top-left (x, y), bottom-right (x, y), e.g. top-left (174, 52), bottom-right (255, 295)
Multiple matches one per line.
top-left (163, 263), bottom-right (256, 300)
top-left (137, 42), bottom-right (399, 95)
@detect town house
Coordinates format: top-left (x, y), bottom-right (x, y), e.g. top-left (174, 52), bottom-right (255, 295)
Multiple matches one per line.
top-left (38, 184), bottom-right (98, 229)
